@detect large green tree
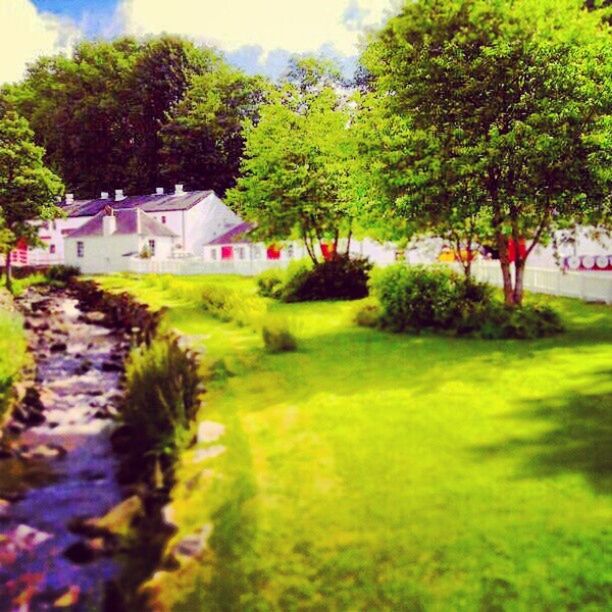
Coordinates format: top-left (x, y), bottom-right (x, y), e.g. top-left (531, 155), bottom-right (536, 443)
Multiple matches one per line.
top-left (160, 66), bottom-right (269, 195)
top-left (227, 58), bottom-right (355, 263)
top-left (0, 112), bottom-right (63, 290)
top-left (127, 36), bottom-right (219, 191)
top-left (5, 36), bottom-right (259, 198)
top-left (363, 0), bottom-right (611, 305)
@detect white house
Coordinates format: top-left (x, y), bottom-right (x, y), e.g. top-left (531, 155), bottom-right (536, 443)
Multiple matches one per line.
top-left (65, 207), bottom-right (177, 274)
top-left (28, 185), bottom-right (242, 265)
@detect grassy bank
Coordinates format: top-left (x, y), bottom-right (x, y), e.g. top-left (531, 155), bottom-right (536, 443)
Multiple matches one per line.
top-left (0, 290), bottom-right (28, 420)
top-left (97, 274), bottom-right (612, 610)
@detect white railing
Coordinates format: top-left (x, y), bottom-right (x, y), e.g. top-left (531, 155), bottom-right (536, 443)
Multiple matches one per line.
top-left (128, 257), bottom-right (290, 277)
top-left (451, 261), bottom-right (612, 304)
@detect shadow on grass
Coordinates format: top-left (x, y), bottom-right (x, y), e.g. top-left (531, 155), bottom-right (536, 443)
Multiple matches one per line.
top-left (474, 375), bottom-right (612, 495)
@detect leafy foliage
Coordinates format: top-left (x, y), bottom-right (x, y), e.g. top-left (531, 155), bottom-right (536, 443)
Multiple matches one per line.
top-left (200, 283), bottom-right (266, 326)
top-left (361, 0), bottom-right (612, 304)
top-left (227, 57), bottom-right (355, 263)
top-left (370, 264), bottom-right (563, 339)
top-left (5, 36), bottom-right (264, 197)
top-left (45, 264), bottom-right (80, 283)
top-left (123, 332), bottom-right (202, 454)
top-left (0, 111), bottom-right (63, 289)
top-left (262, 315), bottom-right (298, 353)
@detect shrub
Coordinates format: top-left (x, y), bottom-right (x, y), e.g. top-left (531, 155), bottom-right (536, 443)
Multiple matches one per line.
top-left (284, 256), bottom-right (372, 302)
top-left (256, 268), bottom-right (285, 299)
top-left (256, 256), bottom-right (372, 303)
top-left (123, 332), bottom-right (202, 454)
top-left (262, 316), bottom-right (298, 353)
top-left (45, 264), bottom-right (80, 283)
top-left (371, 265), bottom-right (469, 332)
top-left (371, 264), bottom-right (563, 339)
top-left (354, 302), bottom-right (382, 328)
top-left (200, 284), bottom-right (266, 327)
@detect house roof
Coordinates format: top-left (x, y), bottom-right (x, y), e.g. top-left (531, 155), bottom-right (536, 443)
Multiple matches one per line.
top-left (61, 190), bottom-right (214, 218)
top-left (67, 208), bottom-right (178, 239)
top-left (206, 222), bottom-right (254, 245)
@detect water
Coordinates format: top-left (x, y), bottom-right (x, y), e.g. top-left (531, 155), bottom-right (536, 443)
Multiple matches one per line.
top-left (0, 289), bottom-right (130, 610)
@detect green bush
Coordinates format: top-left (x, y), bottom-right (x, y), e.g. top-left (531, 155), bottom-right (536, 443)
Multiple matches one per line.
top-left (262, 316), bottom-right (298, 353)
top-left (256, 256), bottom-right (372, 303)
top-left (45, 264), bottom-right (80, 283)
top-left (256, 268), bottom-right (285, 299)
top-left (200, 284), bottom-right (266, 327)
top-left (354, 302), bottom-right (383, 328)
top-left (371, 264), bottom-right (563, 339)
top-left (283, 256), bottom-right (372, 302)
top-left (123, 332), bottom-right (202, 454)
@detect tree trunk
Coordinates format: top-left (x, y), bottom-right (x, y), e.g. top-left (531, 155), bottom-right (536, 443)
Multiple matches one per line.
top-left (513, 259), bottom-right (525, 306)
top-left (4, 250), bottom-right (12, 293)
top-left (345, 227), bottom-right (353, 256)
top-left (496, 231), bottom-right (514, 306)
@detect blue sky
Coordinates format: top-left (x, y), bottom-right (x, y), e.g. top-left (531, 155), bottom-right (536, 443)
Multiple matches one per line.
top-left (2, 0), bottom-right (397, 84)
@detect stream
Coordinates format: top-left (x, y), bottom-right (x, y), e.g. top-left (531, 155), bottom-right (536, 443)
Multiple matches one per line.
top-left (0, 287), bottom-right (134, 610)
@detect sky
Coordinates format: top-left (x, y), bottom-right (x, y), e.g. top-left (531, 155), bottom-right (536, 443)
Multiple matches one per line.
top-left (0, 0), bottom-right (400, 85)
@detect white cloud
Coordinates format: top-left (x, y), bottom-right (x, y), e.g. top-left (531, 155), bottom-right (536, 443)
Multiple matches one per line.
top-left (118, 0), bottom-right (397, 59)
top-left (0, 0), bottom-right (80, 85)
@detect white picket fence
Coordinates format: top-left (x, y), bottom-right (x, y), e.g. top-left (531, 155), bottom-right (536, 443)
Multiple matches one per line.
top-left (458, 261), bottom-right (612, 304)
top-left (128, 256), bottom-right (289, 277)
top-left (127, 255), bottom-right (612, 304)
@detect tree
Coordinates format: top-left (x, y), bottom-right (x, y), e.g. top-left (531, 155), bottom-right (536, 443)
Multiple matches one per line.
top-left (227, 57), bottom-right (355, 263)
top-left (127, 36), bottom-right (219, 191)
top-left (8, 38), bottom-right (141, 197)
top-left (0, 112), bottom-right (63, 290)
top-left (160, 66), bottom-right (269, 195)
top-left (363, 0), bottom-right (611, 305)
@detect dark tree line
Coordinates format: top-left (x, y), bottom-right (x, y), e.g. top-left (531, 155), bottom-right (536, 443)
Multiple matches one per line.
top-left (1, 36), bottom-right (268, 198)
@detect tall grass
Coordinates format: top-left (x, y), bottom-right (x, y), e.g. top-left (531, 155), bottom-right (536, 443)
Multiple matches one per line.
top-left (123, 331), bottom-right (203, 455)
top-left (0, 291), bottom-right (27, 419)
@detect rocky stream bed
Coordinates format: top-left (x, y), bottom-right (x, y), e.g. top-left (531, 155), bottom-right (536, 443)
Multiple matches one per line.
top-left (0, 286), bottom-right (166, 610)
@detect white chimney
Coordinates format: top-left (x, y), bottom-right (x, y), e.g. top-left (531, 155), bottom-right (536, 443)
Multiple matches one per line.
top-left (101, 191), bottom-right (109, 200)
top-left (65, 193), bottom-right (74, 205)
top-left (156, 187), bottom-right (164, 195)
top-left (102, 208), bottom-right (116, 236)
top-left (174, 184), bottom-right (184, 196)
top-left (115, 189), bottom-right (125, 201)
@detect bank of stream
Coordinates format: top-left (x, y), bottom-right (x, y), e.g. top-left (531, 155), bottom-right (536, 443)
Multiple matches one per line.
top-left (0, 284), bottom-right (172, 610)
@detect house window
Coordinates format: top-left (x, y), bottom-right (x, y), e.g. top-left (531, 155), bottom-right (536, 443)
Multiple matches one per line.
top-left (77, 241), bottom-right (84, 258)
top-left (236, 247), bottom-right (245, 260)
top-left (161, 216), bottom-right (167, 224)
top-left (252, 246), bottom-right (261, 259)
top-left (287, 244), bottom-right (294, 259)
top-left (210, 248), bottom-right (217, 260)
top-left (148, 239), bottom-right (156, 256)
top-left (49, 244), bottom-right (56, 255)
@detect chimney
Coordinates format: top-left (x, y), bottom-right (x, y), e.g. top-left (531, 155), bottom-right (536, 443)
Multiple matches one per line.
top-left (155, 187), bottom-right (164, 195)
top-left (100, 191), bottom-right (109, 200)
top-left (115, 189), bottom-right (125, 201)
top-left (174, 184), bottom-right (184, 196)
top-left (102, 206), bottom-right (116, 236)
top-left (65, 193), bottom-right (74, 205)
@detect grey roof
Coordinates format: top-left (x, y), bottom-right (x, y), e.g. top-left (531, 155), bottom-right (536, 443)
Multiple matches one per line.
top-left (207, 222), bottom-right (254, 245)
top-left (67, 208), bottom-right (178, 239)
top-left (61, 190), bottom-right (214, 218)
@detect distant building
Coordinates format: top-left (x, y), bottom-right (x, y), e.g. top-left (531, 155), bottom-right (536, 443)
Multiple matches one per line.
top-left (29, 185), bottom-right (242, 265)
top-left (64, 207), bottom-right (177, 274)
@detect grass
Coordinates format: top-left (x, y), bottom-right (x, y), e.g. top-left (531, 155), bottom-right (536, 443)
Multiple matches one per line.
top-left (96, 273), bottom-right (612, 611)
top-left (0, 289), bottom-right (27, 420)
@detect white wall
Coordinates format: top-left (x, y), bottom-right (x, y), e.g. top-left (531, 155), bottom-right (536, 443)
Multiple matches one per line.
top-left (65, 234), bottom-right (176, 274)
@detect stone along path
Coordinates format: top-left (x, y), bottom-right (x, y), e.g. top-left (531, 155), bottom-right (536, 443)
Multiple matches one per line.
top-left (0, 288), bottom-right (131, 610)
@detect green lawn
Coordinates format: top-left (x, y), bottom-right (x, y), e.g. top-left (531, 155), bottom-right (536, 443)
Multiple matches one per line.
top-left (0, 290), bottom-right (27, 420)
top-left (98, 274), bottom-right (612, 611)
